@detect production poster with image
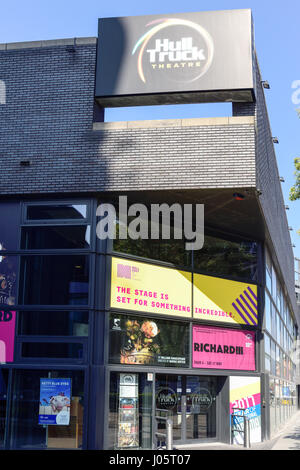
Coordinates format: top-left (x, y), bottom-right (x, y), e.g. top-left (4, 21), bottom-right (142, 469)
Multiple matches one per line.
top-left (109, 314), bottom-right (189, 367)
top-left (230, 376), bottom-right (262, 444)
top-left (39, 378), bottom-right (71, 426)
top-left (0, 310), bottom-right (16, 363)
top-left (0, 255), bottom-right (18, 307)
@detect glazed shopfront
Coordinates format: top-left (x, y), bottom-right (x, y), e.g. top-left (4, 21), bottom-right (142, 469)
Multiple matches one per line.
top-left (0, 198), bottom-right (297, 449)
top-left (104, 255), bottom-right (262, 449)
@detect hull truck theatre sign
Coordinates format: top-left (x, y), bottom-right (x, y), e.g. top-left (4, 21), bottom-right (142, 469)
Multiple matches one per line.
top-left (95, 9), bottom-right (255, 107)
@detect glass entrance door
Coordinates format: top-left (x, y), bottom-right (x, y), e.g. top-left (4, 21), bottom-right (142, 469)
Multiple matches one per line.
top-left (155, 375), bottom-right (182, 441)
top-left (155, 374), bottom-right (217, 443)
top-left (186, 376), bottom-right (217, 439)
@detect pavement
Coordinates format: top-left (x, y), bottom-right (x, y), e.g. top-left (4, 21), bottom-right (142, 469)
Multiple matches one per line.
top-left (173, 410), bottom-right (300, 451)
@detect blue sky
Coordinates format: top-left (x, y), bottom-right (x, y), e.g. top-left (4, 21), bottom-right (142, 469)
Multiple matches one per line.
top-left (0, 0), bottom-right (299, 266)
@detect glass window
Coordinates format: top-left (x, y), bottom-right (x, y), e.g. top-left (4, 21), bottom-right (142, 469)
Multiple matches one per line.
top-left (265, 249), bottom-right (272, 293)
top-left (0, 369), bottom-right (9, 448)
top-left (266, 268), bottom-right (272, 295)
top-left (113, 219), bottom-right (258, 281)
top-left (276, 347), bottom-right (281, 377)
top-left (18, 311), bottom-right (89, 336)
top-left (21, 342), bottom-right (84, 360)
top-left (265, 354), bottom-right (271, 372)
top-left (193, 235), bottom-right (258, 281)
top-left (10, 369), bottom-right (84, 449)
top-left (0, 255), bottom-right (18, 307)
top-left (275, 311), bottom-right (280, 343)
top-left (271, 340), bottom-right (276, 376)
top-left (278, 318), bottom-right (282, 348)
top-left (265, 334), bottom-right (271, 355)
top-left (109, 314), bottom-right (189, 368)
top-left (280, 290), bottom-right (284, 317)
top-left (265, 248), bottom-right (272, 274)
top-left (280, 320), bottom-right (284, 348)
top-left (271, 304), bottom-right (277, 341)
top-left (265, 293), bottom-right (271, 333)
top-left (283, 301), bottom-right (288, 325)
top-left (26, 204), bottom-right (87, 220)
top-left (271, 266), bottom-right (277, 302)
top-left (276, 285), bottom-right (281, 311)
top-left (21, 226), bottom-right (91, 250)
top-left (0, 203), bottom-right (20, 251)
top-left (108, 372), bottom-right (152, 450)
top-left (113, 215), bottom-right (191, 268)
top-left (283, 354), bottom-right (287, 379)
top-left (19, 255), bottom-right (89, 305)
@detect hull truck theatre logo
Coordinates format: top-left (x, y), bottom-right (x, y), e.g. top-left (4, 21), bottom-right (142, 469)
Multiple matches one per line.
top-left (132, 18), bottom-right (214, 84)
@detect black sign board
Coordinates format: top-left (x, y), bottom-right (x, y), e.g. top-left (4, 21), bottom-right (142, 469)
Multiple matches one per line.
top-left (95, 9), bottom-right (255, 107)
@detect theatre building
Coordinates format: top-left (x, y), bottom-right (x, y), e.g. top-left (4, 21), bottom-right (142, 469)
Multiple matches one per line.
top-left (0, 9), bottom-right (299, 450)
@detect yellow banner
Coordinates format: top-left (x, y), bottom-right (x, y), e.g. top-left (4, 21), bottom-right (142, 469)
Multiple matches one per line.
top-left (110, 257), bottom-right (258, 325)
top-left (110, 257), bottom-right (192, 318)
top-left (193, 273), bottom-right (258, 326)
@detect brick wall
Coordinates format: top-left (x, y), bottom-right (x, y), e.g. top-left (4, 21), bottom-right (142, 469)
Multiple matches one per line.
top-left (0, 40), bottom-right (256, 194)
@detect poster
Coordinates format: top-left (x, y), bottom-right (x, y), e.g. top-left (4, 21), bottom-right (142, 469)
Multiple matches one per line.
top-left (0, 255), bottom-right (18, 307)
top-left (110, 257), bottom-right (192, 318)
top-left (192, 325), bottom-right (256, 371)
top-left (0, 310), bottom-right (16, 363)
top-left (110, 257), bottom-right (258, 325)
top-left (193, 273), bottom-right (258, 326)
top-left (39, 378), bottom-right (71, 426)
top-left (110, 314), bottom-right (189, 367)
top-left (118, 374), bottom-right (139, 448)
top-left (230, 376), bottom-right (262, 444)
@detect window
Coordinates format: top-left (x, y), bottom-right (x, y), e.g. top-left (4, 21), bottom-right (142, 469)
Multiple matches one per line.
top-left (26, 204), bottom-right (87, 221)
top-left (193, 234), bottom-right (258, 281)
top-left (21, 342), bottom-right (84, 360)
top-left (265, 334), bottom-right (271, 355)
top-left (113, 217), bottom-right (258, 280)
top-left (271, 304), bottom-right (277, 341)
top-left (18, 311), bottom-right (89, 336)
top-left (265, 333), bottom-right (271, 373)
top-left (19, 255), bottom-right (89, 305)
top-left (0, 369), bottom-right (8, 448)
top-left (276, 285), bottom-right (281, 311)
top-left (21, 226), bottom-right (91, 250)
top-left (265, 292), bottom-right (271, 333)
top-left (113, 226), bottom-right (190, 268)
top-left (0, 203), bottom-right (20, 251)
top-left (10, 369), bottom-right (84, 449)
top-left (271, 266), bottom-right (277, 302)
top-left (271, 340), bottom-right (276, 376)
top-left (265, 249), bottom-right (272, 293)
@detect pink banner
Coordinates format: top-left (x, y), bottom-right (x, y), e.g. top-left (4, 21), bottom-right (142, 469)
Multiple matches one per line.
top-left (192, 325), bottom-right (255, 371)
top-left (0, 311), bottom-right (16, 363)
